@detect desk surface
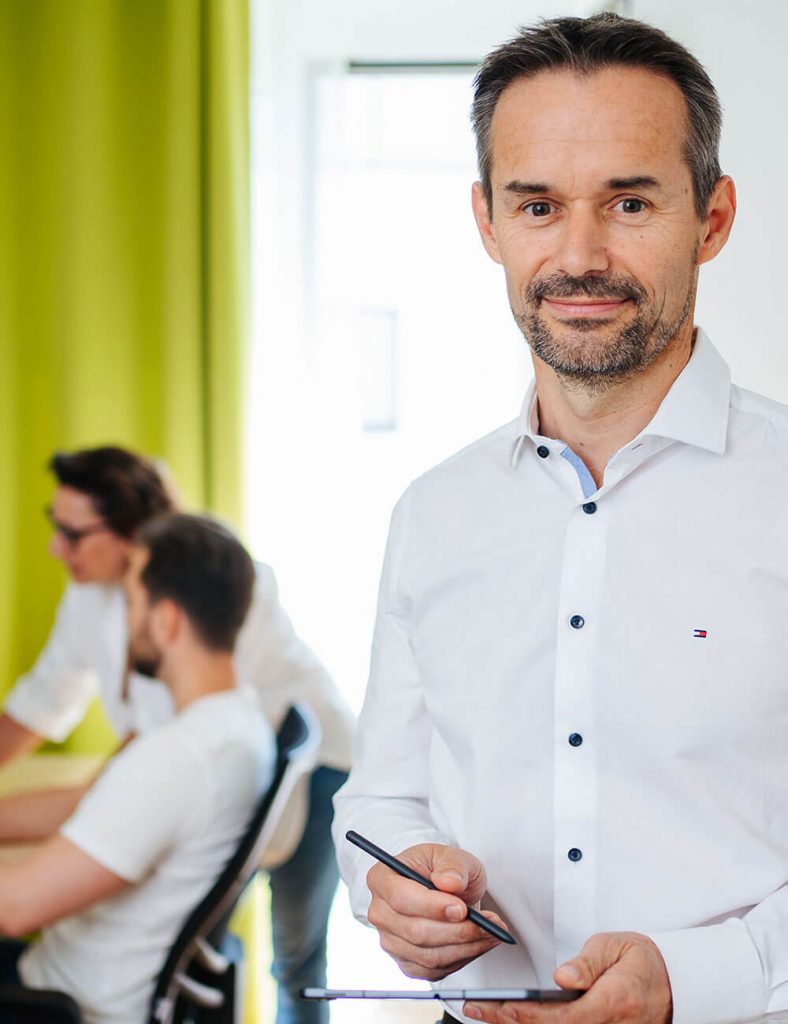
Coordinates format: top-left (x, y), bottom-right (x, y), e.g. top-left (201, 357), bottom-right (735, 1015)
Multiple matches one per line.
top-left (0, 753), bottom-right (105, 864)
top-left (0, 752), bottom-right (104, 798)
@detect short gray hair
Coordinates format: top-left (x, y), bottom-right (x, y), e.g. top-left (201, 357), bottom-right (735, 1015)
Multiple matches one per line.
top-left (471, 13), bottom-right (722, 220)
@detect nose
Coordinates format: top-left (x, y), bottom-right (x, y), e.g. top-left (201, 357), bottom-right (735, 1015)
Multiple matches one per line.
top-left (49, 531), bottom-right (69, 561)
top-left (554, 205), bottom-right (610, 278)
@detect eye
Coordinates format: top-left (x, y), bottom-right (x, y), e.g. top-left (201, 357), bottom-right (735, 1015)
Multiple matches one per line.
top-left (614, 197), bottom-right (648, 214)
top-left (523, 200), bottom-right (555, 218)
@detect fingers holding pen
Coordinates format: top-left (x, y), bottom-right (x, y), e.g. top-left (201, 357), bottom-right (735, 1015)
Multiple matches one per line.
top-left (367, 856), bottom-right (508, 980)
top-left (369, 869), bottom-right (505, 943)
top-left (367, 882), bottom-right (503, 979)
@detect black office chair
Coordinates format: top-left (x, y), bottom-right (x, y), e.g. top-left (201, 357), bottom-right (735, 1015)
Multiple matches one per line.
top-left (148, 702), bottom-right (320, 1024)
top-left (0, 703), bottom-right (320, 1024)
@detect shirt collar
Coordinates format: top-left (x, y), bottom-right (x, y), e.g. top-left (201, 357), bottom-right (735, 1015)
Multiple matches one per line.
top-left (510, 328), bottom-right (731, 469)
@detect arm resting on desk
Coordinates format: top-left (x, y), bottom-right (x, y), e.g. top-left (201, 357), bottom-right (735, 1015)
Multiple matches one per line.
top-left (0, 714), bottom-right (42, 766)
top-left (0, 785), bottom-right (91, 842)
top-left (0, 834), bottom-right (127, 936)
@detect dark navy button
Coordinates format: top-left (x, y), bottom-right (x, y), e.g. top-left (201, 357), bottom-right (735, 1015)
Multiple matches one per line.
top-left (536, 445), bottom-right (550, 459)
top-left (568, 848), bottom-right (583, 862)
top-left (582, 501), bottom-right (597, 514)
top-left (569, 615), bottom-right (585, 629)
top-left (568, 733), bottom-right (583, 747)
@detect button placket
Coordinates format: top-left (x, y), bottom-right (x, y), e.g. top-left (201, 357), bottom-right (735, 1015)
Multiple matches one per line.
top-left (553, 496), bottom-right (608, 959)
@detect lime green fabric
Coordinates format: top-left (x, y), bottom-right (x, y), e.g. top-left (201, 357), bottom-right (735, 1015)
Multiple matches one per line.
top-left (0, 0), bottom-right (250, 751)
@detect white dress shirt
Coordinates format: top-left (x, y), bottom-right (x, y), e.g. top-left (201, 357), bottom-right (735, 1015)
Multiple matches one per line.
top-left (333, 330), bottom-right (788, 1024)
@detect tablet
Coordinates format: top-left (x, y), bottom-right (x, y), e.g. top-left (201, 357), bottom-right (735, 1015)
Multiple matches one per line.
top-left (301, 987), bottom-right (583, 1001)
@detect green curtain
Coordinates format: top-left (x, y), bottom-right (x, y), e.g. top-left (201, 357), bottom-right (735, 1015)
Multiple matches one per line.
top-left (0, 0), bottom-right (250, 751)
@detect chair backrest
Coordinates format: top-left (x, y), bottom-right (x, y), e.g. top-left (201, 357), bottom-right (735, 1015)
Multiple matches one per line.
top-left (148, 702), bottom-right (320, 1024)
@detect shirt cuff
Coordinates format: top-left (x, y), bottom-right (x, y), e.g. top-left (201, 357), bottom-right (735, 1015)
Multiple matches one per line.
top-left (3, 688), bottom-right (73, 743)
top-left (648, 917), bottom-right (766, 1024)
top-left (4, 671), bottom-right (96, 743)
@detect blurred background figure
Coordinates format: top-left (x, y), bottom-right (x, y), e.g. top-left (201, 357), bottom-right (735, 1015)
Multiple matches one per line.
top-left (0, 512), bottom-right (274, 1024)
top-left (0, 447), bottom-right (354, 1024)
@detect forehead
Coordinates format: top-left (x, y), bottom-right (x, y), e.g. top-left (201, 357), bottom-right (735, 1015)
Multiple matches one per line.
top-left (52, 485), bottom-right (100, 522)
top-left (489, 66), bottom-right (691, 188)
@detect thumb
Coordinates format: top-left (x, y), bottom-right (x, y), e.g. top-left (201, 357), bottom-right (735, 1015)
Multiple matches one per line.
top-left (554, 934), bottom-right (619, 991)
top-left (430, 849), bottom-right (486, 902)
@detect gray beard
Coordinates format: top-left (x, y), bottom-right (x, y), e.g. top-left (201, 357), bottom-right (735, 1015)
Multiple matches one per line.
top-left (513, 268), bottom-right (696, 395)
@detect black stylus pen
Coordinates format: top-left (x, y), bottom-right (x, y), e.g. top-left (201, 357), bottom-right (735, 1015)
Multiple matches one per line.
top-left (346, 829), bottom-right (516, 945)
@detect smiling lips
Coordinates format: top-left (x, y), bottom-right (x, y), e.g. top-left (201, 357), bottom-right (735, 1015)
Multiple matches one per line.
top-left (542, 297), bottom-right (630, 317)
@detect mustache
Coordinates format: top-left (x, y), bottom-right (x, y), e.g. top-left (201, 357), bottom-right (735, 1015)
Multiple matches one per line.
top-left (526, 274), bottom-right (646, 304)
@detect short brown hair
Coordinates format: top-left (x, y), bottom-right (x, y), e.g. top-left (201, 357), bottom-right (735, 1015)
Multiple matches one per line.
top-left (50, 446), bottom-right (176, 537)
top-left (472, 13), bottom-right (722, 219)
top-left (137, 513), bottom-right (255, 652)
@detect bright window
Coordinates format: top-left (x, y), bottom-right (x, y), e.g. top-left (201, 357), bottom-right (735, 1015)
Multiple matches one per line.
top-left (247, 65), bottom-right (529, 711)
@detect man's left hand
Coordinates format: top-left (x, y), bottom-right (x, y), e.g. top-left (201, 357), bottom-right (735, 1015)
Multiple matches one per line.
top-left (463, 931), bottom-right (672, 1024)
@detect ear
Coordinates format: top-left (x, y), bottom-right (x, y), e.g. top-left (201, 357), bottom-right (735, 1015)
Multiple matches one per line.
top-left (471, 181), bottom-right (503, 265)
top-left (150, 598), bottom-right (181, 648)
top-left (697, 175), bottom-right (736, 267)
top-left (118, 537), bottom-right (135, 568)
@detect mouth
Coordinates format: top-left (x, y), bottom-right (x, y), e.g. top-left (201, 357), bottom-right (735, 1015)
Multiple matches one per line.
top-left (542, 297), bottom-right (631, 318)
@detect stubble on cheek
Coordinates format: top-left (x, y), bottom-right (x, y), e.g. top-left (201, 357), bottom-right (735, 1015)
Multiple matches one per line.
top-left (511, 256), bottom-right (697, 390)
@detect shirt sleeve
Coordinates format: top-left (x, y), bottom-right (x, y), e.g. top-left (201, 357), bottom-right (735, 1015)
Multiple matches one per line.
top-left (648, 882), bottom-right (788, 1024)
top-left (60, 728), bottom-right (208, 883)
top-left (234, 564), bottom-right (330, 724)
top-left (3, 587), bottom-right (100, 742)
top-left (233, 562), bottom-right (355, 771)
top-left (332, 488), bottom-right (451, 922)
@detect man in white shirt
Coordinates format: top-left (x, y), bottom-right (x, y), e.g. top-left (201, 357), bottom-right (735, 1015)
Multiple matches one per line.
top-left (0, 512), bottom-right (275, 1024)
top-left (0, 447), bottom-right (354, 1024)
top-left (333, 13), bottom-right (788, 1024)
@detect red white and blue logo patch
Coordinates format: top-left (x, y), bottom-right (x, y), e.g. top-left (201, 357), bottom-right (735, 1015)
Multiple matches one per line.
top-left (693, 629), bottom-right (708, 639)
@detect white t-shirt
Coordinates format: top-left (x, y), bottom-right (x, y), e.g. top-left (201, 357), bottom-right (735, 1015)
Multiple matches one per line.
top-left (20, 689), bottom-right (274, 1024)
top-left (5, 562), bottom-right (353, 770)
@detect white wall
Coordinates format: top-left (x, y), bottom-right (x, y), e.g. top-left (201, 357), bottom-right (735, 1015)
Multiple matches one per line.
top-left (248, 0), bottom-right (584, 422)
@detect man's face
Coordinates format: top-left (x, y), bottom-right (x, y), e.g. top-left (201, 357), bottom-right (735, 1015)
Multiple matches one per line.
top-left (124, 547), bottom-right (162, 679)
top-left (48, 486), bottom-right (131, 583)
top-left (472, 67), bottom-right (713, 388)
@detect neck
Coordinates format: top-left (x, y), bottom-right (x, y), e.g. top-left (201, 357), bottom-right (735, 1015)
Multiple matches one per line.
top-left (534, 327), bottom-right (695, 488)
top-left (159, 650), bottom-right (236, 711)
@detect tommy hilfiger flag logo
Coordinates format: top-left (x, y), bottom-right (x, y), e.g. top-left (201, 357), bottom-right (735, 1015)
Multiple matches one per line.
top-left (693, 629), bottom-right (708, 639)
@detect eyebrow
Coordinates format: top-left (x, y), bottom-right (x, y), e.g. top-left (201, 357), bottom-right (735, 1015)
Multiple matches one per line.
top-left (501, 175), bottom-right (662, 195)
top-left (502, 181), bottom-right (550, 195)
top-left (604, 175), bottom-right (661, 190)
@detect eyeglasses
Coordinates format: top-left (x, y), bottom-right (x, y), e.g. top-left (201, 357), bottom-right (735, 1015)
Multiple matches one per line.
top-left (45, 507), bottom-right (111, 546)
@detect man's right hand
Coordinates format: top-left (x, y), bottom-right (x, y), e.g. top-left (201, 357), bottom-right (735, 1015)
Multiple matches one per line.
top-left (366, 842), bottom-right (507, 980)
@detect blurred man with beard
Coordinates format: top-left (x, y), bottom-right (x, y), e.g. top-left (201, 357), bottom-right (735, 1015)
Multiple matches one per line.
top-left (0, 514), bottom-right (274, 1024)
top-left (334, 13), bottom-right (788, 1024)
